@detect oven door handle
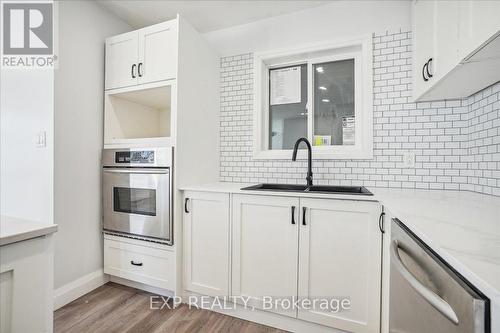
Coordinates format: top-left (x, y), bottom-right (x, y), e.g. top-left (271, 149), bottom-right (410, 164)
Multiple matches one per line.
top-left (391, 240), bottom-right (459, 325)
top-left (103, 168), bottom-right (169, 174)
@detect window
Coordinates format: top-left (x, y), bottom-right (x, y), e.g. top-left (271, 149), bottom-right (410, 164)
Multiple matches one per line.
top-left (254, 37), bottom-right (373, 159)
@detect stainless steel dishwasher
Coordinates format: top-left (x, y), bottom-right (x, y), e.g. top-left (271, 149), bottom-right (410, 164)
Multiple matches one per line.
top-left (389, 218), bottom-right (490, 333)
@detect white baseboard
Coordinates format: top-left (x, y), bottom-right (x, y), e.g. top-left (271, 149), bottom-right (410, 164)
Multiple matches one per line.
top-left (53, 269), bottom-right (109, 310)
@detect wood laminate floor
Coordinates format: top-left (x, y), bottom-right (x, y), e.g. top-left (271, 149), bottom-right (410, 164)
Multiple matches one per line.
top-left (54, 282), bottom-right (288, 333)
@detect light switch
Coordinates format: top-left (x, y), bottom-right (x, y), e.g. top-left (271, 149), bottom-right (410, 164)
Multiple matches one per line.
top-left (36, 131), bottom-right (46, 148)
top-left (402, 151), bottom-right (415, 168)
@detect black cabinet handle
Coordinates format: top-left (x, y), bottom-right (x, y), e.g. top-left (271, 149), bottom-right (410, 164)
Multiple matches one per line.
top-left (291, 206), bottom-right (296, 224)
top-left (422, 62), bottom-right (429, 81)
top-left (130, 260), bottom-right (143, 266)
top-left (302, 207), bottom-right (307, 226)
top-left (426, 58), bottom-right (433, 78)
top-left (379, 212), bottom-right (386, 233)
top-left (131, 64), bottom-right (137, 78)
top-left (138, 62), bottom-right (143, 77)
top-left (184, 198), bottom-right (190, 213)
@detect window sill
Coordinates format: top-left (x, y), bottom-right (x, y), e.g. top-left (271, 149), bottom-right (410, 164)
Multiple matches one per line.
top-left (253, 148), bottom-right (373, 160)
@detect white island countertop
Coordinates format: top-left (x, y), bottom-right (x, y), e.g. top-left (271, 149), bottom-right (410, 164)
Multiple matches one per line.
top-left (180, 183), bottom-right (500, 300)
top-left (0, 215), bottom-right (58, 246)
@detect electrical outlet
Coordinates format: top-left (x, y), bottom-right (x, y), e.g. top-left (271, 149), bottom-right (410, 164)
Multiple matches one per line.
top-left (36, 131), bottom-right (46, 148)
top-left (403, 151), bottom-right (415, 168)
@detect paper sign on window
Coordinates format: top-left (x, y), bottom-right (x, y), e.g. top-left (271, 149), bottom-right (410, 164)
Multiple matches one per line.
top-left (270, 66), bottom-right (301, 105)
top-left (342, 116), bottom-right (355, 145)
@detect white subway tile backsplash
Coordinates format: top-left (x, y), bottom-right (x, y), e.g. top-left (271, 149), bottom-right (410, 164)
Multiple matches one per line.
top-left (219, 29), bottom-right (500, 195)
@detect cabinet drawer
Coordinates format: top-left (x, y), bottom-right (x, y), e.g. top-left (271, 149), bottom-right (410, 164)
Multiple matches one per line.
top-left (104, 237), bottom-right (174, 290)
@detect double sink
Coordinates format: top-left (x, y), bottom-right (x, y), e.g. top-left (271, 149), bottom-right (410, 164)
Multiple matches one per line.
top-left (245, 138), bottom-right (373, 196)
top-left (242, 183), bottom-right (373, 196)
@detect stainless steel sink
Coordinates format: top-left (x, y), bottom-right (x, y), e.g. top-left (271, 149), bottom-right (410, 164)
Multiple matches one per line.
top-left (241, 184), bottom-right (373, 195)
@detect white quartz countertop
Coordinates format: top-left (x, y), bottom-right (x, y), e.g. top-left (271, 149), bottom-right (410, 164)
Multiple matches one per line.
top-left (373, 188), bottom-right (500, 302)
top-left (180, 182), bottom-right (500, 300)
top-left (0, 215), bottom-right (58, 246)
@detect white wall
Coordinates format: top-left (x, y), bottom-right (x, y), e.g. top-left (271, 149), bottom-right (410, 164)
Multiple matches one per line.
top-left (54, 0), bottom-right (130, 289)
top-left (0, 69), bottom-right (54, 223)
top-left (204, 0), bottom-right (411, 55)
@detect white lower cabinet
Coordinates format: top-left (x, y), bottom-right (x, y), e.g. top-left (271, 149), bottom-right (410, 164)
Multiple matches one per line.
top-left (104, 235), bottom-right (175, 290)
top-left (298, 198), bottom-right (382, 333)
top-left (182, 191), bottom-right (383, 333)
top-left (183, 191), bottom-right (230, 296)
top-left (231, 194), bottom-right (299, 317)
top-left (0, 235), bottom-right (54, 333)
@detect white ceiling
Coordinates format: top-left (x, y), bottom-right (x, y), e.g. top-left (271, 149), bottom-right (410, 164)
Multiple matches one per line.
top-left (97, 0), bottom-right (331, 33)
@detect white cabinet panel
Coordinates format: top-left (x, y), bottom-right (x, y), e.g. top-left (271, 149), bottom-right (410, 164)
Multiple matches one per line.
top-left (138, 21), bottom-right (178, 85)
top-left (0, 236), bottom-right (54, 333)
top-left (105, 31), bottom-right (138, 90)
top-left (183, 191), bottom-right (230, 297)
top-left (412, 0), bottom-right (436, 99)
top-left (104, 236), bottom-right (175, 291)
top-left (433, 1), bottom-right (460, 79)
top-left (232, 194), bottom-right (299, 317)
top-left (459, 0), bottom-right (500, 59)
top-left (413, 0), bottom-right (500, 101)
top-left (298, 198), bottom-right (382, 333)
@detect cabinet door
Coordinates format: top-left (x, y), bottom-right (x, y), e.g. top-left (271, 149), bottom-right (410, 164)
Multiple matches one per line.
top-left (298, 198), bottom-right (382, 333)
top-left (138, 20), bottom-right (178, 85)
top-left (105, 31), bottom-right (138, 90)
top-left (184, 191), bottom-right (230, 297)
top-left (458, 0), bottom-right (500, 59)
top-left (412, 0), bottom-right (436, 99)
top-left (433, 1), bottom-right (460, 79)
top-left (232, 194), bottom-right (299, 317)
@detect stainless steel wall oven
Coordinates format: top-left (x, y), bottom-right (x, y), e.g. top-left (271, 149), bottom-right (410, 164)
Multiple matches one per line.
top-left (102, 147), bottom-right (173, 245)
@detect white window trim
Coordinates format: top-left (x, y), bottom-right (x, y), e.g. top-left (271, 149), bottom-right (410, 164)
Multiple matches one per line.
top-left (253, 35), bottom-right (373, 160)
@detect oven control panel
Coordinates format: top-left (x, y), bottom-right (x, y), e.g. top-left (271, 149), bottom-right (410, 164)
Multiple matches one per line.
top-left (115, 150), bottom-right (154, 164)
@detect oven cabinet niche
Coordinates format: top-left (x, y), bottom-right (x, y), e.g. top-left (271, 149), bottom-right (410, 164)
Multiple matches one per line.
top-left (183, 191), bottom-right (230, 297)
top-left (104, 83), bottom-right (173, 148)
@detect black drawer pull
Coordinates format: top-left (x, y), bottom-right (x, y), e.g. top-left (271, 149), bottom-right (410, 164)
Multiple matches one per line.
top-left (422, 62), bottom-right (429, 81)
top-left (302, 207), bottom-right (307, 226)
top-left (291, 206), bottom-right (296, 224)
top-left (185, 198), bottom-right (190, 213)
top-left (426, 58), bottom-right (433, 78)
top-left (138, 62), bottom-right (143, 77)
top-left (131, 64), bottom-right (137, 79)
top-left (130, 260), bottom-right (143, 266)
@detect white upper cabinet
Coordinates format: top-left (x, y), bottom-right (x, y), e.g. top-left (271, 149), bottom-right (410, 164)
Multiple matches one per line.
top-left (412, 0), bottom-right (500, 101)
top-left (105, 31), bottom-right (138, 90)
top-left (183, 191), bottom-right (230, 297)
top-left (297, 198), bottom-right (382, 333)
top-left (458, 0), bottom-right (500, 59)
top-left (138, 20), bottom-right (178, 85)
top-left (231, 194), bottom-right (299, 318)
top-left (105, 20), bottom-right (178, 91)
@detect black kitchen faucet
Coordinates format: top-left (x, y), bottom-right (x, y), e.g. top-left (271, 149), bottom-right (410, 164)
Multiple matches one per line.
top-left (292, 137), bottom-right (313, 187)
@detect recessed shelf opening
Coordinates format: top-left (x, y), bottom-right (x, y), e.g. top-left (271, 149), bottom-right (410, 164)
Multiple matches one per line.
top-left (104, 85), bottom-right (172, 143)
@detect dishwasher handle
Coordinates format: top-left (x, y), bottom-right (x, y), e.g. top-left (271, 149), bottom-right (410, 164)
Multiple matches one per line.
top-left (391, 240), bottom-right (459, 325)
